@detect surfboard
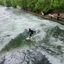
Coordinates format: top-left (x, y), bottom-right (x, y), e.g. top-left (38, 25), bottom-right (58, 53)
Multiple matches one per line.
top-left (26, 37), bottom-right (30, 40)
top-left (26, 37), bottom-right (31, 40)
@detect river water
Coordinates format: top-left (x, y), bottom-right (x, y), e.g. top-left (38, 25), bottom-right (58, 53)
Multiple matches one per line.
top-left (0, 6), bottom-right (64, 64)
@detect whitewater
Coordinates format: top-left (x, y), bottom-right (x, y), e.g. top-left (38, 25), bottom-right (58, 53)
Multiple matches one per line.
top-left (0, 6), bottom-right (64, 64)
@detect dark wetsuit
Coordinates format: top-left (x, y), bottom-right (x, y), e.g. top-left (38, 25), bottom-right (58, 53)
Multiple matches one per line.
top-left (29, 29), bottom-right (35, 37)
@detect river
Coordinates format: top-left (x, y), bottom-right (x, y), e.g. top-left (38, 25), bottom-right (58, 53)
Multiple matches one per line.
top-left (0, 6), bottom-right (64, 64)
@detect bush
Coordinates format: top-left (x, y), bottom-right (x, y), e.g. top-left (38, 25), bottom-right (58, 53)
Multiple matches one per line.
top-left (5, 0), bottom-right (12, 7)
top-left (0, 0), bottom-right (5, 5)
top-left (0, 0), bottom-right (64, 14)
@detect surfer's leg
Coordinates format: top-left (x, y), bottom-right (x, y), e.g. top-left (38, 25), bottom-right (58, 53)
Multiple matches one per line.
top-left (30, 33), bottom-right (32, 37)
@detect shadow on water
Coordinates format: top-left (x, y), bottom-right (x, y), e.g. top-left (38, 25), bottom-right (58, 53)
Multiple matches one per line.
top-left (1, 30), bottom-right (35, 52)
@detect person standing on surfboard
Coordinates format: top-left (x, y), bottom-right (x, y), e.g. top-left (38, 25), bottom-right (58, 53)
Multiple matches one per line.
top-left (29, 28), bottom-right (35, 38)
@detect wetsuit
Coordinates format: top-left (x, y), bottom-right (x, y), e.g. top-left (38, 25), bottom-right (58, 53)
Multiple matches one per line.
top-left (29, 29), bottom-right (35, 37)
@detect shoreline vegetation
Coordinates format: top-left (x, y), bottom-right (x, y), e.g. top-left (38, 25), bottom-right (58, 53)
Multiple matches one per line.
top-left (0, 0), bottom-right (64, 24)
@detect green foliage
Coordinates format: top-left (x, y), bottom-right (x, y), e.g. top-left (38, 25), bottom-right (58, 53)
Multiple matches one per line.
top-left (0, 0), bottom-right (5, 5)
top-left (34, 0), bottom-right (44, 12)
top-left (5, 0), bottom-right (12, 7)
top-left (20, 0), bottom-right (28, 9)
top-left (0, 0), bottom-right (64, 14)
top-left (27, 0), bottom-right (38, 11)
top-left (11, 0), bottom-right (17, 8)
top-left (16, 0), bottom-right (22, 7)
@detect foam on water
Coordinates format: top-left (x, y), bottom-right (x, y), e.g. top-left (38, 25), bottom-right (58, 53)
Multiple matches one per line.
top-left (0, 6), bottom-right (64, 64)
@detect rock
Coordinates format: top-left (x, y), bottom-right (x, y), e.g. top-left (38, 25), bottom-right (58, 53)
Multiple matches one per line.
top-left (0, 50), bottom-right (51, 64)
top-left (48, 14), bottom-right (54, 19)
top-left (41, 11), bottom-right (44, 16)
top-left (48, 14), bottom-right (54, 17)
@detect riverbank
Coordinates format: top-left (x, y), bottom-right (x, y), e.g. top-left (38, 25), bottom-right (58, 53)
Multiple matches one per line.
top-left (1, 5), bottom-right (64, 25)
top-left (0, 0), bottom-right (64, 25)
top-left (23, 9), bottom-right (64, 25)
top-left (39, 12), bottom-right (64, 25)
top-left (31, 12), bottom-right (64, 25)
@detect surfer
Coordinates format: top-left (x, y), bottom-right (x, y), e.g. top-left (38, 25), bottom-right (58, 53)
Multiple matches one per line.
top-left (25, 28), bottom-right (36, 40)
top-left (29, 28), bottom-right (35, 38)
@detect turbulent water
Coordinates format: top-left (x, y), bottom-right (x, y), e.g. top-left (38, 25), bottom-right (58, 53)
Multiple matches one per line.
top-left (0, 6), bottom-right (64, 64)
